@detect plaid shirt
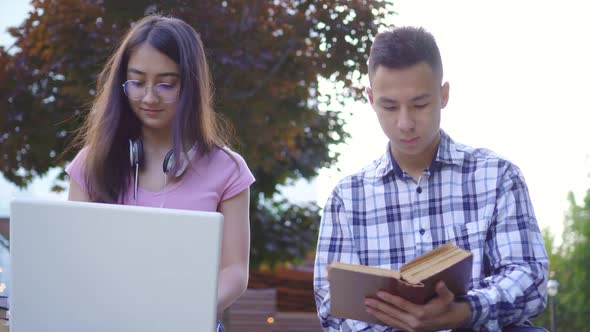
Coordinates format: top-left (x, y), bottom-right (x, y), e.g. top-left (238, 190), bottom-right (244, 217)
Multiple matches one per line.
top-left (314, 130), bottom-right (548, 332)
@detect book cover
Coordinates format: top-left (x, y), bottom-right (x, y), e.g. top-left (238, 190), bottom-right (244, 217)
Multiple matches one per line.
top-left (327, 242), bottom-right (473, 324)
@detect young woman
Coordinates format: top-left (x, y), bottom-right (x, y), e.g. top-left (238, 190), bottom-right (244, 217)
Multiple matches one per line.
top-left (65, 15), bottom-right (254, 331)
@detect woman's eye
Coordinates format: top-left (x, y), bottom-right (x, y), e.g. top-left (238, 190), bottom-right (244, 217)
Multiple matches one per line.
top-left (130, 81), bottom-right (144, 87)
top-left (157, 83), bottom-right (175, 90)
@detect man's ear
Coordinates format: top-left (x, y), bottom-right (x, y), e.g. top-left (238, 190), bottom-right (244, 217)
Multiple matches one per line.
top-left (366, 87), bottom-right (374, 105)
top-left (441, 82), bottom-right (450, 108)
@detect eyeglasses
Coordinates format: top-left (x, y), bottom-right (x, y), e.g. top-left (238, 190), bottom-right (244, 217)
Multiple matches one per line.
top-left (122, 80), bottom-right (179, 103)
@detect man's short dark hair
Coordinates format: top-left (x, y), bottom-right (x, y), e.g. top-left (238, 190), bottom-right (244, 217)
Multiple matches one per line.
top-left (368, 26), bottom-right (443, 84)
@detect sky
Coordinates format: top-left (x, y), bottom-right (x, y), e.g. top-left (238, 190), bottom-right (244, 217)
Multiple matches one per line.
top-left (2, 0), bottom-right (590, 241)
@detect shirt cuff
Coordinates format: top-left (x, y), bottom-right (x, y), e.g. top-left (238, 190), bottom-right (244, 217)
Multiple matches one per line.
top-left (459, 291), bottom-right (492, 331)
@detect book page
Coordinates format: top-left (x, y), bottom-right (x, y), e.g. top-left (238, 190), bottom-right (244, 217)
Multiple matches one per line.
top-left (404, 250), bottom-right (471, 283)
top-left (402, 247), bottom-right (463, 280)
top-left (400, 242), bottom-right (455, 274)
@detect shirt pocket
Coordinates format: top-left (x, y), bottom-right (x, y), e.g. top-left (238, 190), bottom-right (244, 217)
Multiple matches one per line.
top-left (445, 220), bottom-right (487, 284)
top-left (447, 221), bottom-right (480, 251)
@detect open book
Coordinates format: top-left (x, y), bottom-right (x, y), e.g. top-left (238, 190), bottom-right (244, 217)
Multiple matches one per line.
top-left (327, 242), bottom-right (473, 324)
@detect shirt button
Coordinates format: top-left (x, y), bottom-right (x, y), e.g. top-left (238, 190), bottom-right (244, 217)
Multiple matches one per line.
top-left (416, 187), bottom-right (422, 194)
top-left (419, 228), bottom-right (425, 235)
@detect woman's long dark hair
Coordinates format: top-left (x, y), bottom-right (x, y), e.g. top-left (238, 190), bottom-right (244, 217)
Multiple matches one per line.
top-left (71, 15), bottom-right (230, 203)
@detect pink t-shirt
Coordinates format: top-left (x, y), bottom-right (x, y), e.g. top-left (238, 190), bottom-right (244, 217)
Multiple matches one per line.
top-left (65, 146), bottom-right (255, 212)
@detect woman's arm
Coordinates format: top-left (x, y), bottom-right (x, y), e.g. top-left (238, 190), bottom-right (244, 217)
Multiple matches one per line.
top-left (216, 188), bottom-right (251, 313)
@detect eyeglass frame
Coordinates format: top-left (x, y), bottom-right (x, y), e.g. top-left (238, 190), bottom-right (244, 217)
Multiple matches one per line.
top-left (121, 79), bottom-right (180, 104)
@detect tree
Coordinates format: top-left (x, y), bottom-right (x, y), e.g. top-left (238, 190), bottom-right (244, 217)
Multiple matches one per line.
top-left (531, 228), bottom-right (560, 329)
top-left (0, 0), bottom-right (394, 268)
top-left (533, 190), bottom-right (590, 330)
top-left (553, 191), bottom-right (590, 330)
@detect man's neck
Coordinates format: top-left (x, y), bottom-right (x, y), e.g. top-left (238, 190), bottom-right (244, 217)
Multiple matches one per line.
top-left (398, 158), bottom-right (430, 180)
top-left (391, 135), bottom-right (440, 180)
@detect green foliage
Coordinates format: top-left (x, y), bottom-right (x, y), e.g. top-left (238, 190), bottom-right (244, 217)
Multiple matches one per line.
top-left (533, 190), bottom-right (590, 330)
top-left (250, 198), bottom-right (320, 269)
top-left (0, 0), bottom-right (394, 268)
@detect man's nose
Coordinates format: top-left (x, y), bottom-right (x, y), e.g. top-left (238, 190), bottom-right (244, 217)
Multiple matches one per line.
top-left (397, 108), bottom-right (415, 131)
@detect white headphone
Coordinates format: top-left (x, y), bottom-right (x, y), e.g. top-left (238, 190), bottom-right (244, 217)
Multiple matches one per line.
top-left (128, 138), bottom-right (197, 202)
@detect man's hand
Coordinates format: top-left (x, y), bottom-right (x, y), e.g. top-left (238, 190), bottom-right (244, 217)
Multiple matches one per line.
top-left (364, 281), bottom-right (471, 332)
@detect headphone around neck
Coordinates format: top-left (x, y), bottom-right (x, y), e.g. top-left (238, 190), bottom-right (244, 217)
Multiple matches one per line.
top-left (128, 138), bottom-right (196, 202)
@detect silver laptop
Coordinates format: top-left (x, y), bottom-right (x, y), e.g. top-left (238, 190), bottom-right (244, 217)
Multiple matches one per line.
top-left (9, 198), bottom-right (223, 332)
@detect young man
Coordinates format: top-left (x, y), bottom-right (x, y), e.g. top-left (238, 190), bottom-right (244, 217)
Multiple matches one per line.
top-left (313, 27), bottom-right (548, 332)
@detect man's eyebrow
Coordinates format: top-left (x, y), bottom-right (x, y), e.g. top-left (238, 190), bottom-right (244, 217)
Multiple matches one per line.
top-left (127, 68), bottom-right (180, 77)
top-left (377, 94), bottom-right (432, 104)
top-left (377, 97), bottom-right (398, 104)
top-left (411, 94), bottom-right (431, 101)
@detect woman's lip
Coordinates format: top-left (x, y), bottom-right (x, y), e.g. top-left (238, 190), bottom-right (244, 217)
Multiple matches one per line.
top-left (141, 108), bottom-right (162, 112)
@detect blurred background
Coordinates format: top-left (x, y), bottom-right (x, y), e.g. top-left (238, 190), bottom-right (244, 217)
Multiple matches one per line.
top-left (1, 0), bottom-right (589, 330)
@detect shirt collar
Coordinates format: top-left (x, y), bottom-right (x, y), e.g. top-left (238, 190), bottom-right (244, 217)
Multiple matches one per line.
top-left (376, 129), bottom-right (464, 179)
top-left (435, 129), bottom-right (464, 167)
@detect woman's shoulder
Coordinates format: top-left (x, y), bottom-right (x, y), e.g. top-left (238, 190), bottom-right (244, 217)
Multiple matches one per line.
top-left (65, 146), bottom-right (91, 191)
top-left (206, 145), bottom-right (248, 167)
top-left (204, 145), bottom-right (254, 182)
top-left (206, 146), bottom-right (255, 199)
top-left (66, 146), bottom-right (90, 172)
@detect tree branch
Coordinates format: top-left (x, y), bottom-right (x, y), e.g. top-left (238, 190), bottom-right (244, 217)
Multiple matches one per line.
top-left (230, 40), bottom-right (297, 100)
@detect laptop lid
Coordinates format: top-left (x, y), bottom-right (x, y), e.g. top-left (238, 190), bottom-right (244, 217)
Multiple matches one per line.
top-left (9, 198), bottom-right (223, 332)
